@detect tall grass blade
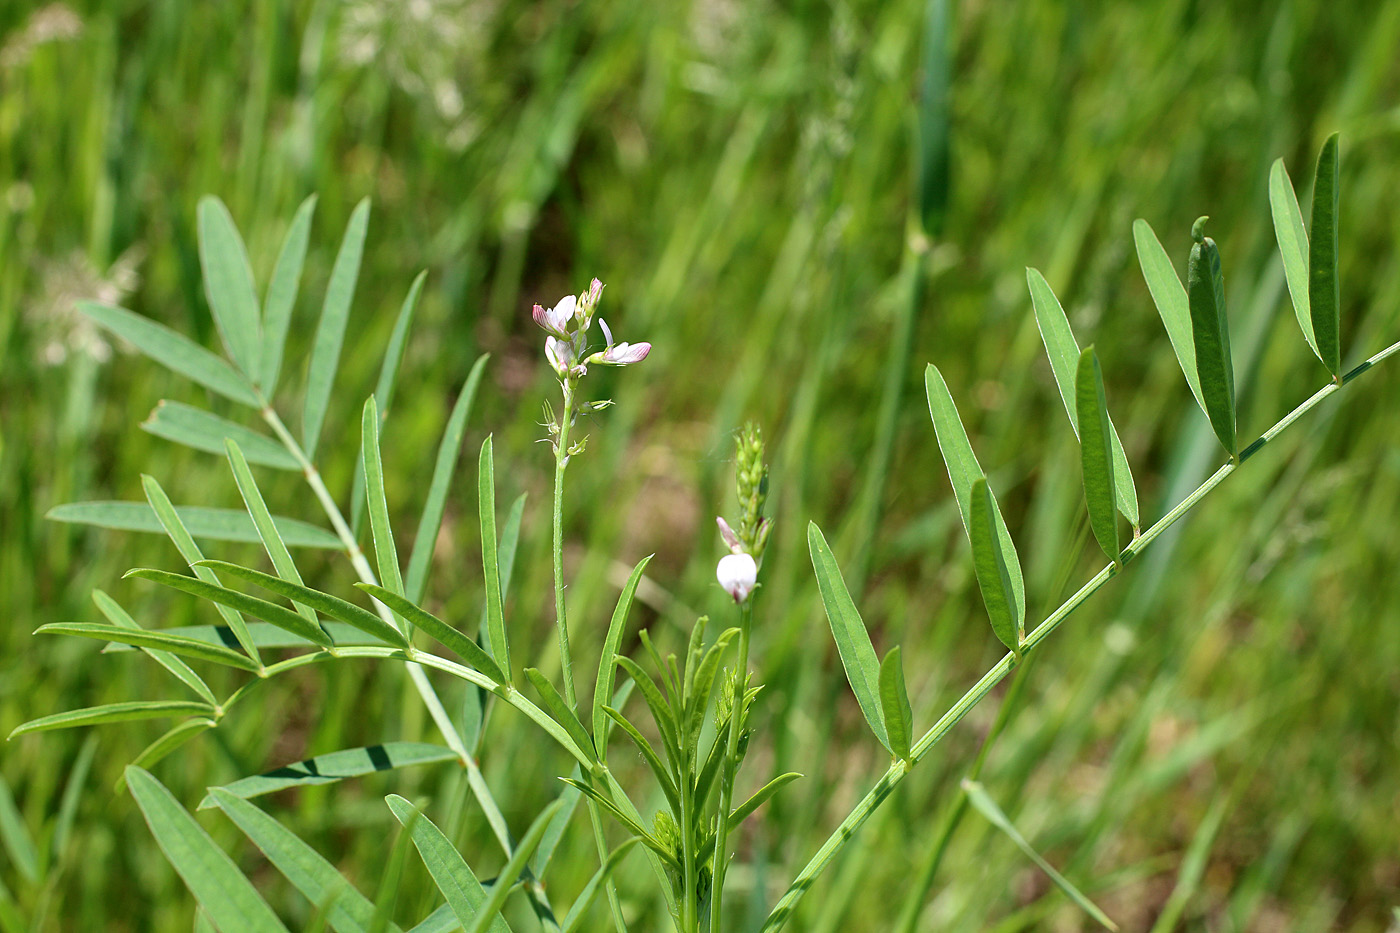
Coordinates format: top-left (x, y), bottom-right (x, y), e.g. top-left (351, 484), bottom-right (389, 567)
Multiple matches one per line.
top-left (1187, 217), bottom-right (1236, 456)
top-left (406, 354), bottom-right (490, 603)
top-left (362, 398), bottom-right (405, 604)
top-left (1308, 132), bottom-right (1341, 377)
top-left (592, 555), bottom-right (652, 749)
top-left (463, 799), bottom-right (566, 933)
top-left (204, 744), bottom-right (459, 807)
top-left (807, 522), bottom-right (889, 752)
top-left (478, 436), bottom-right (509, 673)
top-left (49, 735), bottom-right (97, 871)
top-left (143, 401), bottom-right (299, 470)
top-left (197, 196), bottom-right (262, 379)
top-left (78, 302), bottom-right (259, 406)
top-left (0, 776), bottom-right (37, 884)
top-left (125, 568), bottom-right (332, 648)
top-left (1267, 159), bottom-right (1319, 360)
top-left (303, 199), bottom-right (370, 458)
top-left (261, 194), bottom-right (317, 393)
top-left (1075, 348), bottom-right (1119, 563)
top-left (226, 440), bottom-right (320, 628)
top-left (1132, 220), bottom-right (1207, 413)
top-left (9, 701), bottom-right (214, 739)
top-left (878, 646), bottom-right (913, 762)
top-left (969, 478), bottom-right (1020, 652)
top-left (125, 768), bottom-right (289, 933)
top-left (559, 839), bottom-right (641, 933)
top-left (385, 795), bottom-right (512, 933)
top-left (915, 0), bottom-right (950, 237)
top-left (94, 589), bottom-right (220, 703)
top-left (49, 501), bottom-right (341, 549)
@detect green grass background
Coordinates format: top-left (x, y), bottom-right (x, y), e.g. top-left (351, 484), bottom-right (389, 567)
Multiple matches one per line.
top-left (2, 0), bottom-right (1399, 930)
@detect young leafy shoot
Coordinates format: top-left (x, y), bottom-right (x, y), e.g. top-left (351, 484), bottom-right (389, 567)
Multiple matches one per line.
top-left (1186, 217), bottom-right (1236, 457)
top-left (1027, 268), bottom-right (1139, 528)
top-left (807, 522), bottom-right (890, 752)
top-left (1267, 158), bottom-right (1320, 361)
top-left (878, 646), bottom-right (913, 763)
top-left (1309, 132), bottom-right (1342, 378)
top-left (1132, 220), bottom-right (1208, 415)
top-left (260, 193), bottom-right (317, 394)
top-left (196, 196), bottom-right (262, 380)
top-left (1075, 347), bottom-right (1120, 564)
top-left (969, 478), bottom-right (1022, 655)
top-left (303, 198), bottom-right (370, 459)
top-left (478, 436), bottom-right (509, 675)
top-left (385, 795), bottom-right (512, 933)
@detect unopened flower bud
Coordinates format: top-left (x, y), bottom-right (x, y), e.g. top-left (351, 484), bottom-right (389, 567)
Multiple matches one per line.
top-left (716, 516), bottom-right (743, 553)
top-left (716, 552), bottom-right (757, 602)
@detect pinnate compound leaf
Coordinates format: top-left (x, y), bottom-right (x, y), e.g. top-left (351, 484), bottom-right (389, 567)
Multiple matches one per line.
top-left (197, 195), bottom-right (262, 379)
top-left (303, 199), bottom-right (370, 459)
top-left (78, 302), bottom-right (259, 406)
top-left (354, 583), bottom-right (505, 683)
top-left (593, 555), bottom-right (652, 752)
top-left (205, 744), bottom-right (459, 807)
top-left (1075, 348), bottom-right (1119, 563)
top-left (878, 646), bottom-right (913, 762)
top-left (384, 795), bottom-right (512, 933)
top-left (1132, 220), bottom-right (1207, 414)
top-left (924, 365), bottom-right (1026, 624)
top-left (970, 478), bottom-right (1020, 653)
top-left (963, 779), bottom-right (1118, 931)
top-left (1268, 159), bottom-right (1320, 360)
top-left (1309, 132), bottom-right (1342, 377)
top-left (10, 701), bottom-right (214, 739)
top-left (49, 501), bottom-right (341, 549)
top-left (1187, 217), bottom-right (1236, 457)
top-left (807, 522), bottom-right (889, 752)
top-left (126, 767), bottom-right (289, 933)
top-left (1026, 269), bottom-right (1139, 527)
top-left (142, 401), bottom-right (299, 470)
top-left (261, 194), bottom-right (317, 395)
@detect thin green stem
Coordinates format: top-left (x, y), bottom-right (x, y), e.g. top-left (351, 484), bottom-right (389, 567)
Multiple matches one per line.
top-left (553, 379), bottom-right (579, 706)
top-left (709, 596), bottom-right (754, 933)
top-left (760, 337), bottom-right (1400, 932)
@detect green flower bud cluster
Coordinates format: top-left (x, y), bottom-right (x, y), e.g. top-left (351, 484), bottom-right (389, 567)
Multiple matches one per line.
top-left (734, 422), bottom-right (771, 561)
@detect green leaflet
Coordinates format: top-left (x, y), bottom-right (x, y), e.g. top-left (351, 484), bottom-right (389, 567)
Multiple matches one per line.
top-left (303, 199), bottom-right (370, 459)
top-left (226, 440), bottom-right (320, 628)
top-left (384, 795), bottom-right (512, 933)
top-left (361, 398), bottom-right (405, 605)
top-left (354, 583), bottom-right (506, 684)
top-left (878, 646), bottom-right (913, 762)
top-left (969, 478), bottom-right (1020, 653)
top-left (48, 500), bottom-right (342, 549)
top-left (9, 700), bottom-right (213, 739)
top-left (405, 354), bottom-right (490, 603)
top-left (807, 522), bottom-right (889, 752)
top-left (1026, 268), bottom-right (1139, 527)
top-left (524, 669), bottom-right (595, 763)
top-left (93, 588), bottom-right (219, 703)
top-left (101, 621), bottom-right (387, 654)
top-left (1187, 217), bottom-right (1236, 457)
top-left (126, 768), bottom-right (289, 933)
top-left (1309, 132), bottom-right (1341, 377)
top-left (478, 437), bottom-right (509, 674)
top-left (592, 555), bottom-right (652, 751)
top-left (559, 839), bottom-right (641, 933)
top-left (126, 719), bottom-right (218, 777)
top-left (142, 401), bottom-right (299, 470)
top-left (924, 365), bottom-right (1026, 625)
top-left (78, 302), bottom-right (259, 406)
top-left (204, 744), bottom-right (459, 807)
top-left (196, 196), bottom-right (262, 379)
top-left (463, 799), bottom-right (565, 933)
top-left (35, 623), bottom-right (260, 672)
top-left (685, 628), bottom-right (738, 745)
top-left (1132, 220), bottom-right (1207, 414)
top-left (1267, 158), bottom-right (1320, 360)
top-left (209, 788), bottom-right (395, 933)
top-left (602, 706), bottom-right (681, 816)
top-left (729, 772), bottom-right (803, 826)
top-left (557, 778), bottom-right (680, 871)
top-left (1075, 348), bottom-right (1119, 563)
top-left (963, 779), bottom-right (1118, 931)
top-left (260, 194), bottom-right (317, 394)
top-left (614, 655), bottom-right (682, 763)
top-left (125, 568), bottom-right (332, 648)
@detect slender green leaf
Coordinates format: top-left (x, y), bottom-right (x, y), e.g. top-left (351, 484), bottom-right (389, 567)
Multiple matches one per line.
top-left (478, 437), bottom-right (509, 673)
top-left (79, 301), bottom-right (260, 406)
top-left (807, 522), bottom-right (889, 751)
top-left (49, 500), bottom-right (342, 549)
top-left (406, 905), bottom-right (459, 933)
top-left (126, 568), bottom-right (332, 648)
top-left (685, 628), bottom-right (738, 744)
top-left (1187, 217), bottom-right (1236, 456)
top-left (304, 198), bottom-right (370, 458)
top-left (197, 196), bottom-right (262, 378)
top-left (1132, 219), bottom-right (1207, 413)
top-left (9, 701), bottom-right (213, 739)
top-left (559, 839), bottom-right (641, 933)
top-left (592, 555), bottom-right (652, 752)
top-left (226, 440), bottom-right (320, 628)
top-left (94, 589), bottom-right (219, 703)
top-left (878, 647), bottom-right (912, 762)
top-left (205, 744), bottom-right (459, 807)
top-left (1075, 348), bottom-right (1119, 563)
top-left (35, 623), bottom-right (261, 672)
top-left (406, 355), bottom-right (490, 603)
top-left (1267, 159), bottom-right (1319, 360)
top-left (524, 669), bottom-right (595, 763)
top-left (50, 735), bottom-right (97, 871)
top-left (464, 800), bottom-right (565, 933)
top-left (0, 776), bottom-right (37, 884)
top-left (142, 475), bottom-right (260, 663)
top-left (209, 788), bottom-right (392, 933)
top-left (557, 779), bottom-right (679, 871)
top-left (602, 706), bottom-right (680, 816)
top-left (126, 767), bottom-right (289, 933)
top-left (963, 779), bottom-right (1118, 931)
top-left (924, 365), bottom-right (1026, 623)
top-left (729, 772), bottom-right (803, 826)
top-left (142, 401), bottom-right (299, 470)
top-left (1026, 268), bottom-right (1139, 527)
top-left (970, 478), bottom-right (1020, 653)
top-left (614, 656), bottom-right (681, 762)
top-left (197, 561), bottom-right (406, 648)
top-left (362, 398), bottom-right (405, 606)
top-left (102, 621), bottom-right (386, 654)
top-left (261, 194), bottom-right (317, 393)
top-left (126, 719), bottom-right (218, 776)
top-left (1309, 132), bottom-right (1341, 377)
top-left (370, 810), bottom-right (416, 933)
top-left (385, 795), bottom-right (512, 933)
top-left (355, 583), bottom-right (505, 684)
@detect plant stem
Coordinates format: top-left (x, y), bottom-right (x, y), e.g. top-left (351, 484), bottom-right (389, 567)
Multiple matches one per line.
top-left (553, 379), bottom-right (579, 706)
top-left (709, 596), bottom-right (754, 933)
top-left (759, 337), bottom-right (1400, 932)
